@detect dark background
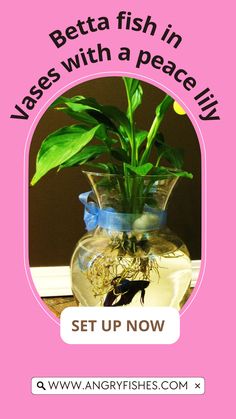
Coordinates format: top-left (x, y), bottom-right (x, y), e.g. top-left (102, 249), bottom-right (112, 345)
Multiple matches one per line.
top-left (29, 77), bottom-right (201, 266)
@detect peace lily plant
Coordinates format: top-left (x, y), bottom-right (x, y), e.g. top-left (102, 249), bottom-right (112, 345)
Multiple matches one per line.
top-left (31, 77), bottom-right (193, 308)
top-left (31, 77), bottom-right (192, 212)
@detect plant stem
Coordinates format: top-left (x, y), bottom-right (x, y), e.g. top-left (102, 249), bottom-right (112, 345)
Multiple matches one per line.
top-left (140, 114), bottom-right (161, 164)
top-left (123, 82), bottom-right (137, 167)
top-left (123, 80), bottom-right (138, 212)
top-left (130, 116), bottom-right (137, 166)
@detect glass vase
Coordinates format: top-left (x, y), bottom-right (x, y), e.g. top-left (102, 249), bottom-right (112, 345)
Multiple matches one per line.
top-left (71, 172), bottom-right (192, 309)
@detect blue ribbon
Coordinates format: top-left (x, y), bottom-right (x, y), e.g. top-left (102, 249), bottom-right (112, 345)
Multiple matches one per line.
top-left (79, 191), bottom-right (167, 232)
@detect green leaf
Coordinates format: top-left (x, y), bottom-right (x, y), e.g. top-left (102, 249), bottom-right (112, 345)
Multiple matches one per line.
top-left (65, 111), bottom-right (116, 144)
top-left (140, 95), bottom-right (174, 165)
top-left (36, 125), bottom-right (88, 163)
top-left (59, 145), bottom-right (108, 168)
top-left (123, 77), bottom-right (143, 118)
top-left (147, 96), bottom-right (173, 146)
top-left (63, 101), bottom-right (98, 114)
top-left (151, 166), bottom-right (193, 179)
top-left (31, 124), bottom-right (103, 185)
top-left (101, 105), bottom-right (131, 134)
top-left (66, 98), bottom-right (118, 131)
top-left (155, 141), bottom-right (184, 169)
top-left (135, 130), bottom-right (148, 148)
top-left (51, 95), bottom-right (99, 110)
top-left (123, 78), bottom-right (140, 97)
top-left (126, 163), bottom-right (153, 176)
top-left (155, 95), bottom-right (174, 119)
top-left (165, 148), bottom-right (184, 169)
top-left (130, 85), bottom-right (143, 114)
top-left (50, 95), bottom-right (132, 155)
top-left (52, 95), bottom-right (130, 142)
top-left (88, 109), bottom-right (117, 131)
top-left (57, 107), bottom-right (99, 126)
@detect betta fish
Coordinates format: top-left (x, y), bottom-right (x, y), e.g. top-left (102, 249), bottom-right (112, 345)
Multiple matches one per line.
top-left (104, 278), bottom-right (149, 306)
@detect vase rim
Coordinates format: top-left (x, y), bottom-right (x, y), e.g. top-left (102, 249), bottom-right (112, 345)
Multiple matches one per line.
top-left (82, 170), bottom-right (180, 180)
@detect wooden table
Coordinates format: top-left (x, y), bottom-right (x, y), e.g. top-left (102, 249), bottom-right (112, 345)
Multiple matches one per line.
top-left (42, 296), bottom-right (77, 318)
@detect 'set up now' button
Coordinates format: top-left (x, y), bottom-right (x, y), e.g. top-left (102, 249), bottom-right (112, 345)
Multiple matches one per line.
top-left (60, 307), bottom-right (180, 344)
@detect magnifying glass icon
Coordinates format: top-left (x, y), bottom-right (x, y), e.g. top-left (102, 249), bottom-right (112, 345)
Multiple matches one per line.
top-left (37, 381), bottom-right (46, 391)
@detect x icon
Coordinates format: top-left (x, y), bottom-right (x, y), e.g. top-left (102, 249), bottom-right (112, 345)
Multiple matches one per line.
top-left (195, 383), bottom-right (201, 389)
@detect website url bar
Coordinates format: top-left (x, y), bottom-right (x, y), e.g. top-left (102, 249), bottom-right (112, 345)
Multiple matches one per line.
top-left (32, 377), bottom-right (204, 395)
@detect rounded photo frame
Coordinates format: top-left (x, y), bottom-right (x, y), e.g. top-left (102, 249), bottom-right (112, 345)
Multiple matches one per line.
top-left (24, 72), bottom-right (205, 324)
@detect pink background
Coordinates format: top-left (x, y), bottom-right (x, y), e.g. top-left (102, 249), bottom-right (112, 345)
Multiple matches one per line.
top-left (2, 0), bottom-right (234, 416)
